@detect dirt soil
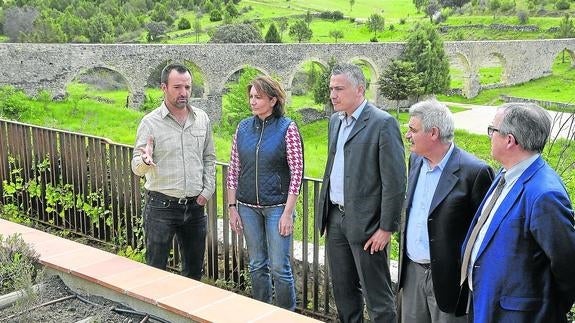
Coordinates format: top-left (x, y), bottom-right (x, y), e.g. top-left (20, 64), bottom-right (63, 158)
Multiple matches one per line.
top-left (0, 275), bottom-right (149, 323)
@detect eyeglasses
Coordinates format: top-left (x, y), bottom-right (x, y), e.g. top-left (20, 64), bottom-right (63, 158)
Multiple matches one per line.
top-left (487, 126), bottom-right (500, 137)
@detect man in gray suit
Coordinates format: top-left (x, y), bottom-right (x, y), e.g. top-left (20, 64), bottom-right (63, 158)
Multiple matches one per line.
top-left (398, 100), bottom-right (493, 322)
top-left (316, 63), bottom-right (407, 322)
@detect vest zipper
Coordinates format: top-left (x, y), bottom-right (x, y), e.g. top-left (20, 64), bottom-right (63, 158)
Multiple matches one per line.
top-left (255, 119), bottom-right (266, 205)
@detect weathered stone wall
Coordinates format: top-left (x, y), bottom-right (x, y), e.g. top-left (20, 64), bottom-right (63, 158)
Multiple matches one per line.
top-left (0, 40), bottom-right (573, 120)
top-left (500, 95), bottom-right (575, 111)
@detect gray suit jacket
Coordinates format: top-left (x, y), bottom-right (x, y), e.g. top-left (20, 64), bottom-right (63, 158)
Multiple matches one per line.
top-left (398, 147), bottom-right (493, 314)
top-left (316, 102), bottom-right (406, 243)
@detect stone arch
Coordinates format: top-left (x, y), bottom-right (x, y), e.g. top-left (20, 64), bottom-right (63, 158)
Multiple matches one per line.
top-left (145, 59), bottom-right (207, 98)
top-left (65, 66), bottom-right (132, 108)
top-left (219, 65), bottom-right (267, 118)
top-left (449, 52), bottom-right (477, 98)
top-left (287, 59), bottom-right (328, 109)
top-left (478, 52), bottom-right (507, 87)
top-left (286, 58), bottom-right (328, 90)
top-left (215, 65), bottom-right (271, 95)
top-left (348, 57), bottom-right (379, 102)
top-left (551, 47), bottom-right (575, 71)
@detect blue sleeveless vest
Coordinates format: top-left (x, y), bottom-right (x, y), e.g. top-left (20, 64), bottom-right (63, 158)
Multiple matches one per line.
top-left (236, 115), bottom-right (292, 206)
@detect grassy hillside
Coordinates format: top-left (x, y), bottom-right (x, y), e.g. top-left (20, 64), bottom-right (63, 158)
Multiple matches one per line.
top-left (165, 0), bottom-right (569, 43)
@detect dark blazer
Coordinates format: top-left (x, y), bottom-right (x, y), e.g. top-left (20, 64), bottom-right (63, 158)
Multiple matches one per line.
top-left (315, 102), bottom-right (406, 243)
top-left (398, 147), bottom-right (494, 314)
top-left (460, 156), bottom-right (575, 322)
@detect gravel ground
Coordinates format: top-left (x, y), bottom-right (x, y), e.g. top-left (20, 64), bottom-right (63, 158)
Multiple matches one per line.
top-left (0, 276), bottom-right (150, 323)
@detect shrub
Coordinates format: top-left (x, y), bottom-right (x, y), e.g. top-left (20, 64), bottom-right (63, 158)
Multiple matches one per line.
top-left (555, 0), bottom-right (570, 10)
top-left (209, 23), bottom-right (263, 43)
top-left (500, 0), bottom-right (516, 12)
top-left (141, 93), bottom-right (162, 112)
top-left (317, 10), bottom-right (344, 20)
top-left (389, 24), bottom-right (395, 31)
top-left (178, 18), bottom-right (191, 30)
top-left (400, 18), bottom-right (407, 24)
top-left (0, 233), bottom-right (41, 295)
top-left (209, 9), bottom-right (222, 22)
top-left (454, 30), bottom-right (465, 40)
top-left (517, 10), bottom-right (529, 24)
top-left (370, 36), bottom-right (378, 42)
top-left (0, 86), bottom-right (30, 120)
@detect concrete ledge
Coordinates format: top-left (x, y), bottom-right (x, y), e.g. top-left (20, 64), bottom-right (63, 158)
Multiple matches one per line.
top-left (0, 219), bottom-right (320, 323)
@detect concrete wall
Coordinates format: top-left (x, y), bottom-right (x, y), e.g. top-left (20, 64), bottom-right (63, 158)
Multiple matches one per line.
top-left (0, 40), bottom-right (573, 121)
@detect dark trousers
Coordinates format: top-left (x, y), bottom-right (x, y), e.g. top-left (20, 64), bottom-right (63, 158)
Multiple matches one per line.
top-left (143, 191), bottom-right (207, 280)
top-left (326, 205), bottom-right (396, 323)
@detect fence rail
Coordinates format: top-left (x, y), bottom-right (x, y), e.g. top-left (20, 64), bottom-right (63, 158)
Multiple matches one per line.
top-left (0, 119), bottom-right (335, 320)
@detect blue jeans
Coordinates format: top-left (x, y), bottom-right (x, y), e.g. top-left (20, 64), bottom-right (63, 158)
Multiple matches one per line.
top-left (143, 191), bottom-right (206, 280)
top-left (238, 204), bottom-right (296, 310)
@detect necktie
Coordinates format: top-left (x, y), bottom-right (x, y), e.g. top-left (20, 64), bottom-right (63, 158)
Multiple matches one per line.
top-left (459, 173), bottom-right (506, 286)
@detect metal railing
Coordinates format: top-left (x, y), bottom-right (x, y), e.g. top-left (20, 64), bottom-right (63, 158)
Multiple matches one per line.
top-left (0, 119), bottom-right (335, 320)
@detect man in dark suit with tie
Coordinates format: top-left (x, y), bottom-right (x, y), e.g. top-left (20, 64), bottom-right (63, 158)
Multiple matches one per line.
top-left (316, 63), bottom-right (406, 322)
top-left (397, 100), bottom-right (494, 323)
top-left (459, 103), bottom-right (575, 322)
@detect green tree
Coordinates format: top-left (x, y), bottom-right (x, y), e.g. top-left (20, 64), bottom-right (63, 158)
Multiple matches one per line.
top-left (489, 0), bottom-right (501, 19)
top-left (312, 57), bottom-right (337, 114)
top-left (425, 0), bottom-right (440, 22)
top-left (277, 17), bottom-right (289, 41)
top-left (209, 9), bottom-right (222, 22)
top-left (193, 15), bottom-right (202, 43)
top-left (146, 21), bottom-right (167, 42)
top-left (25, 15), bottom-right (67, 43)
top-left (378, 59), bottom-right (423, 118)
top-left (289, 20), bottom-right (313, 43)
top-left (265, 23), bottom-right (281, 43)
top-left (350, 0), bottom-right (355, 12)
top-left (403, 22), bottom-right (450, 95)
top-left (305, 10), bottom-right (313, 27)
top-left (557, 14), bottom-right (575, 63)
top-left (413, 0), bottom-right (428, 12)
top-left (219, 67), bottom-right (261, 134)
top-left (203, 0), bottom-right (215, 12)
top-left (557, 13), bottom-right (575, 38)
top-left (2, 6), bottom-right (39, 42)
top-left (209, 23), bottom-right (263, 43)
top-left (225, 2), bottom-right (239, 18)
top-left (151, 3), bottom-right (173, 25)
top-left (87, 12), bottom-right (115, 42)
top-left (178, 17), bottom-right (191, 30)
top-left (329, 30), bottom-right (344, 43)
top-left (555, 0), bottom-right (570, 10)
top-left (58, 11), bottom-right (85, 40)
top-left (367, 13), bottom-right (385, 38)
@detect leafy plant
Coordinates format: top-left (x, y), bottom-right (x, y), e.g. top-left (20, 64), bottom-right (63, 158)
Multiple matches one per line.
top-left (0, 233), bottom-right (41, 295)
top-left (289, 20), bottom-right (313, 43)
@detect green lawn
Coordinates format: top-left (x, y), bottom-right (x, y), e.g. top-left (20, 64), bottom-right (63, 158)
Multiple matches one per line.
top-left (162, 0), bottom-right (568, 44)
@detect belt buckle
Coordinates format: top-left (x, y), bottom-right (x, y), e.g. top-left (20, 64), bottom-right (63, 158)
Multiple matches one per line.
top-left (178, 197), bottom-right (188, 205)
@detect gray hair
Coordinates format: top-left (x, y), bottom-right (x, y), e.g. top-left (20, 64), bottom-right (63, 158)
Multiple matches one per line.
top-left (330, 63), bottom-right (366, 94)
top-left (409, 99), bottom-right (455, 144)
top-left (498, 103), bottom-right (551, 153)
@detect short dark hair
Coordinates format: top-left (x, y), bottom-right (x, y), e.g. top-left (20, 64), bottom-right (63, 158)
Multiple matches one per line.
top-left (160, 63), bottom-right (191, 85)
top-left (247, 75), bottom-right (287, 117)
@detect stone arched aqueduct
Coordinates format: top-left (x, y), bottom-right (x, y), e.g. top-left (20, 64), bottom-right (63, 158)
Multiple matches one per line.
top-left (0, 40), bottom-right (573, 121)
